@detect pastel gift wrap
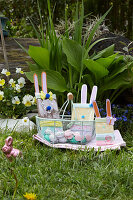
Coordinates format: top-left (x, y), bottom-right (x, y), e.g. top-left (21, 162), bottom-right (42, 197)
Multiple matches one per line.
top-left (95, 118), bottom-right (115, 146)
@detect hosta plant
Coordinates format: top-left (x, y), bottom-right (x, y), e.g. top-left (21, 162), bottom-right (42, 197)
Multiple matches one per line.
top-left (18, 0), bottom-right (133, 104)
top-left (0, 68), bottom-right (36, 119)
top-left (22, 1), bottom-right (113, 101)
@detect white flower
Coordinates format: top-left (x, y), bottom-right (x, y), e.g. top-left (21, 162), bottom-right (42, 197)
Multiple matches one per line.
top-left (16, 68), bottom-right (24, 74)
top-left (15, 84), bottom-right (21, 92)
top-left (0, 90), bottom-right (4, 100)
top-left (12, 96), bottom-right (20, 105)
top-left (18, 77), bottom-right (26, 88)
top-left (9, 79), bottom-right (16, 88)
top-left (22, 94), bottom-right (34, 107)
top-left (22, 117), bottom-right (29, 125)
top-left (1, 69), bottom-right (10, 76)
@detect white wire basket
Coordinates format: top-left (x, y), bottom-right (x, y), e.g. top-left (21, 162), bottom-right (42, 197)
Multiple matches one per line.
top-left (36, 115), bottom-right (95, 145)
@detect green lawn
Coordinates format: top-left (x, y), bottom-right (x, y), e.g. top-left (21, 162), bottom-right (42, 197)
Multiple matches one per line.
top-left (0, 125), bottom-right (133, 200)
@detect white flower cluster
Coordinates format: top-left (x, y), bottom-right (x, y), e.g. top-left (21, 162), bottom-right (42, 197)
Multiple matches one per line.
top-left (1, 68), bottom-right (26, 93)
top-left (11, 94), bottom-right (36, 106)
top-left (1, 68), bottom-right (24, 76)
top-left (0, 68), bottom-right (36, 108)
top-left (9, 77), bottom-right (26, 92)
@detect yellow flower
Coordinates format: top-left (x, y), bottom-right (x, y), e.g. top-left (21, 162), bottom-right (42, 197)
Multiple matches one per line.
top-left (0, 79), bottom-right (5, 86)
top-left (11, 82), bottom-right (16, 88)
top-left (25, 101), bottom-right (32, 107)
top-left (49, 96), bottom-right (53, 101)
top-left (6, 71), bottom-right (10, 76)
top-left (49, 91), bottom-right (53, 96)
top-left (20, 70), bottom-right (24, 74)
top-left (0, 96), bottom-right (3, 100)
top-left (49, 91), bottom-right (53, 101)
top-left (23, 192), bottom-right (37, 200)
top-left (40, 91), bottom-right (46, 100)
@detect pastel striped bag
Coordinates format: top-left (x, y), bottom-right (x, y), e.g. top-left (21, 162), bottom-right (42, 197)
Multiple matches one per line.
top-left (93, 99), bottom-right (116, 146)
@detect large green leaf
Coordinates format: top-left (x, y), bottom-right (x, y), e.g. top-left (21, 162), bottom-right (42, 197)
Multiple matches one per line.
top-left (25, 70), bottom-right (67, 92)
top-left (99, 70), bottom-right (133, 93)
top-left (28, 46), bottom-right (49, 69)
top-left (26, 62), bottom-right (43, 71)
top-left (63, 38), bottom-right (83, 72)
top-left (83, 59), bottom-right (109, 80)
top-left (110, 61), bottom-right (133, 79)
top-left (96, 54), bottom-right (117, 68)
top-left (83, 74), bottom-right (94, 89)
top-left (93, 44), bottom-right (115, 60)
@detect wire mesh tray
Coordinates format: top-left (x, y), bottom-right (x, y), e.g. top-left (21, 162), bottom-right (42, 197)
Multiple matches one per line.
top-left (36, 115), bottom-right (95, 145)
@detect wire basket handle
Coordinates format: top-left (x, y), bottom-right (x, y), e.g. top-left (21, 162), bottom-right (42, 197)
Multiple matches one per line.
top-left (59, 93), bottom-right (73, 119)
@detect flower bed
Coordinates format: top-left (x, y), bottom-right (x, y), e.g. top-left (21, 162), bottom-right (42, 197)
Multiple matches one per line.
top-left (0, 68), bottom-right (36, 119)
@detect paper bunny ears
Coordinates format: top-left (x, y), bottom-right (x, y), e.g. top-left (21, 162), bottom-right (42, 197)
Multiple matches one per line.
top-left (33, 72), bottom-right (59, 119)
top-left (34, 72), bottom-right (47, 95)
top-left (80, 84), bottom-right (97, 104)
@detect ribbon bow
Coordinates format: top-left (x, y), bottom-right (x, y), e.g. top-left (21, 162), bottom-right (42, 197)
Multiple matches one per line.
top-left (106, 116), bottom-right (116, 125)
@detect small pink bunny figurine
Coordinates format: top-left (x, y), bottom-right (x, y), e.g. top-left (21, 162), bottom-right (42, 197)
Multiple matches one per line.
top-left (2, 136), bottom-right (22, 161)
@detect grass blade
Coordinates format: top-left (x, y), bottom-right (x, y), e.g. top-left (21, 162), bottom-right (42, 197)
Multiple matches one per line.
top-left (29, 18), bottom-right (43, 47)
top-left (84, 37), bottom-right (115, 59)
top-left (85, 6), bottom-right (112, 49)
top-left (78, 0), bottom-right (84, 45)
top-left (37, 0), bottom-right (45, 47)
top-left (14, 39), bottom-right (28, 54)
top-left (65, 4), bottom-right (69, 38)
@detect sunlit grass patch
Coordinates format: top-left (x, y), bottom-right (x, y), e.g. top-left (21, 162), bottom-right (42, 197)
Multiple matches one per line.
top-left (0, 120), bottom-right (133, 200)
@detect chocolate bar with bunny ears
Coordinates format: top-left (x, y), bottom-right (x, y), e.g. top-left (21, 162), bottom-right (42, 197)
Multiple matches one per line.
top-left (34, 72), bottom-right (60, 119)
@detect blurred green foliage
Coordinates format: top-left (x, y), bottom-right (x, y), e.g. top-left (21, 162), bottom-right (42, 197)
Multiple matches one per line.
top-left (0, 0), bottom-right (132, 39)
top-left (0, 0), bottom-right (81, 37)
